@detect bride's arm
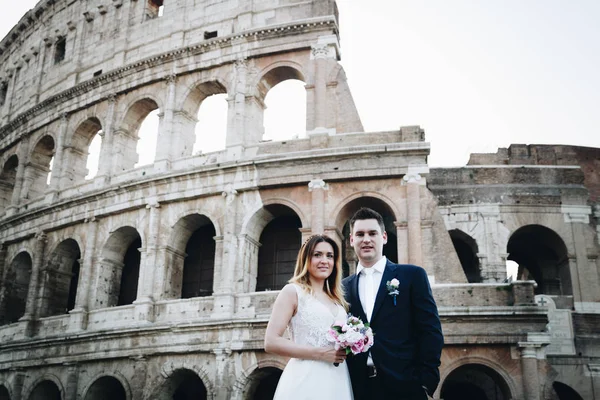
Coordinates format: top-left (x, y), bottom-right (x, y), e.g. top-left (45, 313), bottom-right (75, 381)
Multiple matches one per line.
top-left (264, 284), bottom-right (345, 364)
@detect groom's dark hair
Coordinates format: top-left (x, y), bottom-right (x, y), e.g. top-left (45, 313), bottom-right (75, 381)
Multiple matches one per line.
top-left (350, 207), bottom-right (385, 233)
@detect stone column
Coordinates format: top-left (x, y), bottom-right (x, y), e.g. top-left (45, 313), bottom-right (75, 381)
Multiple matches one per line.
top-left (155, 75), bottom-right (177, 172)
top-left (64, 363), bottom-right (79, 400)
top-left (70, 217), bottom-right (99, 330)
top-left (226, 59), bottom-right (248, 154)
top-left (48, 113), bottom-right (69, 196)
top-left (308, 179), bottom-right (328, 234)
top-left (97, 94), bottom-right (117, 183)
top-left (308, 37), bottom-right (338, 132)
top-left (479, 206), bottom-right (507, 282)
top-left (562, 205), bottom-right (600, 309)
top-left (212, 349), bottom-right (233, 400)
top-left (403, 172), bottom-right (423, 267)
top-left (0, 242), bottom-right (7, 321)
top-left (20, 231), bottom-right (47, 336)
top-left (7, 137), bottom-right (30, 213)
top-left (134, 201), bottom-right (160, 322)
top-left (10, 370), bottom-right (26, 400)
top-left (395, 221), bottom-right (409, 265)
top-left (129, 355), bottom-right (149, 399)
top-left (519, 344), bottom-right (541, 400)
top-left (213, 189), bottom-right (237, 318)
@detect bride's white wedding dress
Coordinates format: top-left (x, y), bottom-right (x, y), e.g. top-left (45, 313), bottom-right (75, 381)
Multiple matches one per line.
top-left (273, 284), bottom-right (354, 400)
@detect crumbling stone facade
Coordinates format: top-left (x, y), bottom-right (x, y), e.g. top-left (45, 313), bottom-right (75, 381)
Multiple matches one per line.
top-left (0, 1), bottom-right (598, 399)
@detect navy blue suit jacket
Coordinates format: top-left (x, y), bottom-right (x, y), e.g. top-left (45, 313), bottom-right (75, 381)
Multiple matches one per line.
top-left (342, 260), bottom-right (443, 399)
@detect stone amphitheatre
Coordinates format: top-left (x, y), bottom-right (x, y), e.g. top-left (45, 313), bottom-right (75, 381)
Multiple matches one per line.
top-left (0, 0), bottom-right (598, 399)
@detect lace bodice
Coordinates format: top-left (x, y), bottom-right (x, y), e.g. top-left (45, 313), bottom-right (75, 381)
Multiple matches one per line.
top-left (289, 284), bottom-right (347, 348)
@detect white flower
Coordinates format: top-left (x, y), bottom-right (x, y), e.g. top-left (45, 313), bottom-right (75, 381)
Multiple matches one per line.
top-left (390, 278), bottom-right (400, 287)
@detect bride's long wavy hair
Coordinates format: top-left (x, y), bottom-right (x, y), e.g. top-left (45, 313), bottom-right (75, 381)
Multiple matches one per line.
top-left (289, 234), bottom-right (348, 310)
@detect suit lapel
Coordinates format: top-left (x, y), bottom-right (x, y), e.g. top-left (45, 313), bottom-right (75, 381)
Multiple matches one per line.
top-left (370, 261), bottom-right (398, 323)
top-left (350, 273), bottom-right (368, 323)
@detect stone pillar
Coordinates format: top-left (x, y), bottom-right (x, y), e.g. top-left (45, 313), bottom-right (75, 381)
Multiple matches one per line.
top-left (20, 231), bottom-right (47, 336)
top-left (588, 364), bottom-right (600, 399)
top-left (64, 363), bottom-right (79, 400)
top-left (226, 59), bottom-right (248, 154)
top-left (134, 201), bottom-right (160, 322)
top-left (562, 205), bottom-right (600, 309)
top-left (0, 243), bottom-right (7, 322)
top-left (213, 189), bottom-right (237, 318)
top-left (97, 94), bottom-right (117, 182)
top-left (308, 179), bottom-right (328, 234)
top-left (155, 75), bottom-right (177, 172)
top-left (239, 234), bottom-right (261, 293)
top-left (70, 217), bottom-right (99, 330)
top-left (308, 37), bottom-right (338, 133)
top-left (129, 356), bottom-right (149, 399)
top-left (10, 370), bottom-right (26, 400)
top-left (7, 137), bottom-right (29, 213)
top-left (519, 344), bottom-right (542, 400)
top-left (212, 349), bottom-right (233, 400)
top-left (479, 206), bottom-right (507, 282)
top-left (395, 221), bottom-right (409, 265)
top-left (403, 172), bottom-right (423, 267)
top-left (48, 113), bottom-right (69, 195)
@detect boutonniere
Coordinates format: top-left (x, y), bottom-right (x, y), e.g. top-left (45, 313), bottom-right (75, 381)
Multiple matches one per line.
top-left (386, 278), bottom-right (400, 306)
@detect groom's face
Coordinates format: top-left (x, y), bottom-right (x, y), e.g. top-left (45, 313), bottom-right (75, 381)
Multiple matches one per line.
top-left (350, 218), bottom-right (387, 267)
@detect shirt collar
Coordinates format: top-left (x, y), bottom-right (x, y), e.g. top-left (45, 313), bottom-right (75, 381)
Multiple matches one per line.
top-left (356, 256), bottom-right (387, 276)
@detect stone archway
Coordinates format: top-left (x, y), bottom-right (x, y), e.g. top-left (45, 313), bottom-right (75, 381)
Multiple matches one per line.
top-left (449, 229), bottom-right (481, 283)
top-left (23, 135), bottom-right (55, 200)
top-left (153, 368), bottom-right (208, 400)
top-left (0, 154), bottom-right (18, 211)
top-left (256, 204), bottom-right (302, 291)
top-left (169, 213), bottom-right (217, 299)
top-left (96, 226), bottom-right (142, 308)
top-left (507, 225), bottom-right (571, 295)
top-left (242, 367), bottom-right (282, 400)
top-left (0, 252), bottom-right (32, 325)
top-left (0, 384), bottom-right (10, 400)
top-left (441, 363), bottom-right (512, 400)
top-left (39, 238), bottom-right (81, 317)
top-left (84, 376), bottom-right (126, 400)
top-left (28, 380), bottom-right (61, 400)
top-left (335, 196), bottom-right (398, 276)
top-left (552, 381), bottom-right (583, 400)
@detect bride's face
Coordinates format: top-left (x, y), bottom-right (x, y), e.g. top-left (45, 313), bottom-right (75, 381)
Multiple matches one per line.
top-left (308, 241), bottom-right (335, 282)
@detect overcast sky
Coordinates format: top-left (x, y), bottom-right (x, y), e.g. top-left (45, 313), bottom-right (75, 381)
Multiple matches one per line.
top-left (2, 0), bottom-right (599, 167)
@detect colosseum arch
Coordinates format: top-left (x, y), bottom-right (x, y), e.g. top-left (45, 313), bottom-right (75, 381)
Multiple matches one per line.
top-left (23, 134), bottom-right (55, 201)
top-left (0, 384), bottom-right (9, 400)
top-left (179, 79), bottom-right (229, 156)
top-left (114, 97), bottom-right (161, 172)
top-left (255, 63), bottom-right (306, 141)
top-left (95, 226), bottom-right (142, 308)
top-left (62, 117), bottom-right (103, 183)
top-left (167, 213), bottom-right (217, 299)
top-left (37, 238), bottom-right (81, 318)
top-left (449, 229), bottom-right (481, 283)
top-left (150, 368), bottom-right (209, 400)
top-left (83, 375), bottom-right (130, 400)
top-left (25, 375), bottom-right (64, 400)
top-left (334, 194), bottom-right (399, 276)
top-left (0, 251), bottom-right (32, 325)
top-left (507, 224), bottom-right (571, 295)
top-left (440, 361), bottom-right (515, 400)
top-left (149, 362), bottom-right (214, 400)
top-left (231, 359), bottom-right (286, 400)
top-left (249, 203), bottom-right (304, 292)
top-left (0, 154), bottom-right (18, 211)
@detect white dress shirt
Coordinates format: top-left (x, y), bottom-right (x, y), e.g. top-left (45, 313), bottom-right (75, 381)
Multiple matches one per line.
top-left (357, 256), bottom-right (387, 321)
top-left (356, 256), bottom-right (387, 367)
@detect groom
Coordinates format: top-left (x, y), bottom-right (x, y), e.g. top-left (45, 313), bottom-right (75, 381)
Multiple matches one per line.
top-left (343, 207), bottom-right (443, 400)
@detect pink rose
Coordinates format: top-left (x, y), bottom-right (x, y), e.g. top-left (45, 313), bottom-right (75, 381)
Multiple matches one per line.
top-left (350, 340), bottom-right (365, 355)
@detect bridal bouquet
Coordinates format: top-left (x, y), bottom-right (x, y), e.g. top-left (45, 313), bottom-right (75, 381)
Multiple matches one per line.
top-left (327, 315), bottom-right (374, 366)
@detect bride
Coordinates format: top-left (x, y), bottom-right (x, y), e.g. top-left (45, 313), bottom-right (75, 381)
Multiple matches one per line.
top-left (264, 234), bottom-right (354, 399)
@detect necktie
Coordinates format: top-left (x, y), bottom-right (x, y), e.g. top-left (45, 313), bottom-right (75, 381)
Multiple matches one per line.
top-left (364, 268), bottom-right (375, 322)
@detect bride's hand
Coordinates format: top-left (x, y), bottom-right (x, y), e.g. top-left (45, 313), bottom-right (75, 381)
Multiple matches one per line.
top-left (319, 348), bottom-right (347, 364)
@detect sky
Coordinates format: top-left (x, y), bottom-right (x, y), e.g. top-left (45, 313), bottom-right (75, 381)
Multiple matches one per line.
top-left (1, 0), bottom-right (599, 167)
